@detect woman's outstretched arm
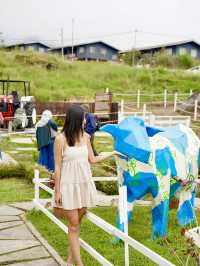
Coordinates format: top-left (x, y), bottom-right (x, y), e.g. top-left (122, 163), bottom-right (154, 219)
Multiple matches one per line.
top-left (86, 134), bottom-right (117, 164)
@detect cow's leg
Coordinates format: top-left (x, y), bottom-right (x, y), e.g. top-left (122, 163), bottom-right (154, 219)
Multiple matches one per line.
top-left (177, 189), bottom-right (196, 226)
top-left (152, 199), bottom-right (170, 239)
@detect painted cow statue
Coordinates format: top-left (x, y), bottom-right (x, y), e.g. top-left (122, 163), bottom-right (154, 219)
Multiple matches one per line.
top-left (101, 117), bottom-right (200, 239)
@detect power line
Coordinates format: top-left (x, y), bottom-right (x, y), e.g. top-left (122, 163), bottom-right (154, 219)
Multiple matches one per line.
top-left (1, 29), bottom-right (195, 46)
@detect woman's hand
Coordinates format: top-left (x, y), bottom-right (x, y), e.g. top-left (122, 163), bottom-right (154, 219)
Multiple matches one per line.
top-left (55, 191), bottom-right (62, 206)
top-left (113, 151), bottom-right (126, 157)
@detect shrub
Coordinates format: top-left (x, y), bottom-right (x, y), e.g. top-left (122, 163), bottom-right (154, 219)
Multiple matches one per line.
top-left (95, 181), bottom-right (118, 195)
top-left (15, 51), bottom-right (59, 69)
top-left (153, 51), bottom-right (177, 68)
top-left (0, 162), bottom-right (49, 182)
top-left (54, 116), bottom-right (64, 127)
top-left (178, 54), bottom-right (198, 69)
top-left (121, 50), bottom-right (141, 66)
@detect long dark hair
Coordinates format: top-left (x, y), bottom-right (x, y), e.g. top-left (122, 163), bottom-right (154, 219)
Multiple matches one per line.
top-left (62, 104), bottom-right (84, 146)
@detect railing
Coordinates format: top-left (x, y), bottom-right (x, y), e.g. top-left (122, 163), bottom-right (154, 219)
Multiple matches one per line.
top-left (33, 169), bottom-right (174, 266)
top-left (114, 89), bottom-right (193, 109)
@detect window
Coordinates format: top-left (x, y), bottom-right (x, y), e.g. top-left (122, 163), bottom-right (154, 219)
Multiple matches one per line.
top-left (100, 48), bottom-right (107, 55)
top-left (38, 47), bottom-right (45, 53)
top-left (166, 48), bottom-right (172, 55)
top-left (79, 47), bottom-right (85, 54)
top-left (27, 46), bottom-right (34, 51)
top-left (89, 46), bottom-right (95, 54)
top-left (191, 49), bottom-right (197, 58)
top-left (179, 47), bottom-right (187, 55)
top-left (112, 54), bottom-right (117, 60)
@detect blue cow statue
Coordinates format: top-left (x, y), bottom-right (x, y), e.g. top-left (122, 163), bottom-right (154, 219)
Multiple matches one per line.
top-left (101, 117), bottom-right (200, 239)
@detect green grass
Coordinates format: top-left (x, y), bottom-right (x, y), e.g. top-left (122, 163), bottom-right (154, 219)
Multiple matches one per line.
top-left (0, 49), bottom-right (200, 102)
top-left (0, 178), bottom-right (34, 203)
top-left (27, 206), bottom-right (200, 266)
top-left (0, 178), bottom-right (50, 203)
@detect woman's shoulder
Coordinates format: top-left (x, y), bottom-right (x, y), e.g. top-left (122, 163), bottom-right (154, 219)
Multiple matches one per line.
top-left (84, 132), bottom-right (90, 140)
top-left (55, 133), bottom-right (65, 143)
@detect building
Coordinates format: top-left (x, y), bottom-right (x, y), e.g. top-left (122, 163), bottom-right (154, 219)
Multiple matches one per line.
top-left (139, 40), bottom-right (200, 59)
top-left (122, 40), bottom-right (200, 59)
top-left (50, 41), bottom-right (119, 61)
top-left (5, 42), bottom-right (50, 53)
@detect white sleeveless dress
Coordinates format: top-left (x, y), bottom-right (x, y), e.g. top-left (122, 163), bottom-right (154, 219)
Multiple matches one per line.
top-left (59, 143), bottom-right (97, 210)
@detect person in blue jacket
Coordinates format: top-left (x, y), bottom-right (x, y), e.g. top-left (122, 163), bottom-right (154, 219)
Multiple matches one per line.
top-left (36, 110), bottom-right (58, 171)
top-left (83, 105), bottom-right (99, 156)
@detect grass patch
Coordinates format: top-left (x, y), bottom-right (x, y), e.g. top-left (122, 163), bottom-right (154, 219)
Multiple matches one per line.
top-left (27, 206), bottom-right (200, 266)
top-left (0, 178), bottom-right (49, 203)
top-left (0, 50), bottom-right (200, 102)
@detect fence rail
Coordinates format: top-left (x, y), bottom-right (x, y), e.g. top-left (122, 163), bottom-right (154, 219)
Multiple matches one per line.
top-left (33, 170), bottom-right (174, 266)
top-left (117, 89), bottom-right (199, 121)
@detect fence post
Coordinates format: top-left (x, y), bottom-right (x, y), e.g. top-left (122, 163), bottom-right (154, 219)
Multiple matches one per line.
top-left (142, 104), bottom-right (146, 120)
top-left (190, 89), bottom-right (193, 96)
top-left (149, 114), bottom-right (155, 126)
top-left (34, 169), bottom-right (40, 207)
top-left (186, 116), bottom-right (191, 127)
top-left (194, 100), bottom-right (198, 121)
top-left (119, 186), bottom-right (129, 266)
top-left (174, 92), bottom-right (177, 112)
top-left (164, 89), bottom-right (167, 109)
top-left (137, 89), bottom-right (140, 109)
top-left (119, 99), bottom-right (124, 122)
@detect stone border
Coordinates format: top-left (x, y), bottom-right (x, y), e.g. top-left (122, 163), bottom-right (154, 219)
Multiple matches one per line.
top-left (21, 215), bottom-right (65, 266)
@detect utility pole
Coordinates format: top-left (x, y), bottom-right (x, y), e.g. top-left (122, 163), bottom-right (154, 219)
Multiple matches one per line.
top-left (60, 28), bottom-right (64, 59)
top-left (132, 29), bottom-right (137, 67)
top-left (71, 18), bottom-right (74, 61)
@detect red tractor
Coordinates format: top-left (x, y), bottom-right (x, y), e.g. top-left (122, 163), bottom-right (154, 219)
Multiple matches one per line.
top-left (0, 79), bottom-right (36, 129)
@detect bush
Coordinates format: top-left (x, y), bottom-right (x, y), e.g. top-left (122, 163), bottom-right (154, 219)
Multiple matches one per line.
top-left (153, 51), bottom-right (177, 68)
top-left (15, 51), bottom-right (60, 69)
top-left (54, 116), bottom-right (64, 127)
top-left (95, 181), bottom-right (118, 195)
top-left (120, 50), bottom-right (141, 66)
top-left (0, 162), bottom-right (49, 182)
top-left (122, 49), bottom-right (200, 70)
top-left (178, 54), bottom-right (198, 69)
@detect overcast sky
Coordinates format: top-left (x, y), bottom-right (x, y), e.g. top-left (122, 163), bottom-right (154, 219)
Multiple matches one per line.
top-left (0, 0), bottom-right (200, 50)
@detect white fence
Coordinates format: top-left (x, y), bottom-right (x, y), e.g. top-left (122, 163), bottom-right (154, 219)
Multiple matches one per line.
top-left (119, 105), bottom-right (191, 127)
top-left (117, 89), bottom-right (199, 121)
top-left (115, 89), bottom-right (193, 108)
top-left (33, 170), bottom-right (174, 266)
top-left (146, 114), bottom-right (191, 127)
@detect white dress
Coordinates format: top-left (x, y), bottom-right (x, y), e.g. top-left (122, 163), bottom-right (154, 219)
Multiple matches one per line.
top-left (58, 143), bottom-right (97, 210)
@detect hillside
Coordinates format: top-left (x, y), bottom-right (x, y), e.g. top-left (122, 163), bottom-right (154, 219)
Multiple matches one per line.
top-left (0, 49), bottom-right (200, 102)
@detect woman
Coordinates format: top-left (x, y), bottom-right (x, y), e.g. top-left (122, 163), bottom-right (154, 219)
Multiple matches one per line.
top-left (54, 104), bottom-right (117, 266)
top-left (36, 110), bottom-right (58, 171)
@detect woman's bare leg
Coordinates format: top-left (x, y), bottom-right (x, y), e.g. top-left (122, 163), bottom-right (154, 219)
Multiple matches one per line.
top-left (66, 208), bottom-right (87, 264)
top-left (78, 207), bottom-right (87, 222)
top-left (65, 209), bottom-right (83, 266)
top-left (66, 247), bottom-right (73, 264)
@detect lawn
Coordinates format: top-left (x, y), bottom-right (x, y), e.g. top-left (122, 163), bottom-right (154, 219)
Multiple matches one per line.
top-left (0, 178), bottom-right (34, 203)
top-left (27, 206), bottom-right (200, 266)
top-left (0, 49), bottom-right (200, 102)
top-left (0, 178), bottom-right (50, 203)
